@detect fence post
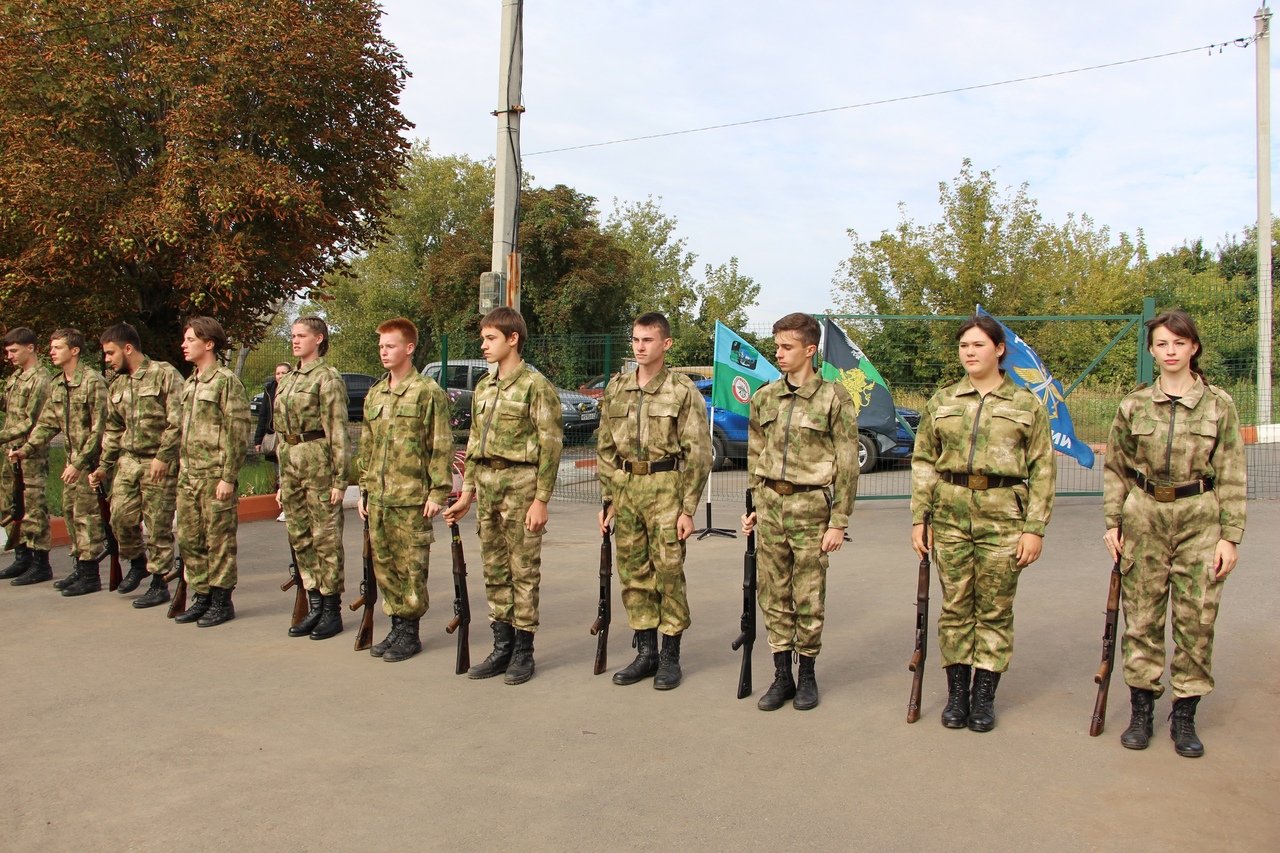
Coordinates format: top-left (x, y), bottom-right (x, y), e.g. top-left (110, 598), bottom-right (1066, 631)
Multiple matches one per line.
top-left (1136, 297), bottom-right (1155, 385)
top-left (603, 334), bottom-right (612, 381)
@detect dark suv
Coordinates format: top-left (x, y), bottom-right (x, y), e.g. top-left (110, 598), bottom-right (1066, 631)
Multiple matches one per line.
top-left (249, 372), bottom-right (377, 423)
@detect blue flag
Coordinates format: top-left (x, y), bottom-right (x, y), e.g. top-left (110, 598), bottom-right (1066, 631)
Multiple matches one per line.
top-left (712, 321), bottom-right (780, 417)
top-left (977, 306), bottom-right (1095, 469)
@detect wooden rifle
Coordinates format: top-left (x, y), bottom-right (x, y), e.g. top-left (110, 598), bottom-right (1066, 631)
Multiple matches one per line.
top-left (907, 512), bottom-right (931, 723)
top-left (731, 490), bottom-right (757, 699)
top-left (590, 501), bottom-right (611, 675)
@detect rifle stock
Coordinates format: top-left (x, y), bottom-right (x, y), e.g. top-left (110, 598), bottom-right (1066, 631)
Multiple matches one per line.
top-left (282, 546), bottom-right (308, 627)
top-left (351, 497), bottom-right (376, 651)
top-left (165, 552), bottom-right (186, 618)
top-left (445, 521), bottom-right (471, 674)
top-left (731, 490), bottom-right (757, 699)
top-left (95, 482), bottom-right (122, 591)
top-left (1090, 535), bottom-right (1124, 737)
top-left (906, 513), bottom-right (931, 724)
top-left (590, 501), bottom-right (612, 675)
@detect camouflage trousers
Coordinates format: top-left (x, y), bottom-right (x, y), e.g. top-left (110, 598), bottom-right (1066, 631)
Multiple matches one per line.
top-left (62, 470), bottom-right (105, 561)
top-left (368, 503), bottom-right (433, 620)
top-left (474, 464), bottom-right (542, 632)
top-left (1, 454), bottom-right (49, 551)
top-left (1119, 489), bottom-right (1225, 699)
top-left (279, 454), bottom-right (346, 596)
top-left (612, 469), bottom-right (690, 635)
top-left (754, 485), bottom-right (830, 657)
top-left (177, 476), bottom-right (238, 594)
top-left (932, 481), bottom-right (1027, 673)
top-left (111, 454), bottom-right (177, 574)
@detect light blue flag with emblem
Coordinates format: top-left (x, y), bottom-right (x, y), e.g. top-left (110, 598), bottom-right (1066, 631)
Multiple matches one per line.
top-left (712, 321), bottom-right (780, 417)
top-left (977, 306), bottom-right (1095, 469)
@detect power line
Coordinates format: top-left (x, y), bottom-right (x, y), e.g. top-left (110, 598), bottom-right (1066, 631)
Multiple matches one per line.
top-left (526, 38), bottom-right (1255, 157)
top-left (0, 1), bottom-right (231, 41)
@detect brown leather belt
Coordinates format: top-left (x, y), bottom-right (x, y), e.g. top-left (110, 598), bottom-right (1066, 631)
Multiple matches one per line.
top-left (476, 458), bottom-right (532, 470)
top-left (281, 430), bottom-right (326, 446)
top-left (763, 478), bottom-right (823, 496)
top-left (622, 458), bottom-right (677, 475)
top-left (941, 472), bottom-right (1025, 490)
top-left (1136, 471), bottom-right (1214, 502)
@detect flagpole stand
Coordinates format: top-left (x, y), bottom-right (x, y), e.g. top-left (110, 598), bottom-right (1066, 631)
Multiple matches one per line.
top-left (694, 500), bottom-right (736, 540)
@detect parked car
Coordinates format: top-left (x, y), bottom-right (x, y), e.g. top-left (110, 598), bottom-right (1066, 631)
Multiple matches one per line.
top-left (579, 366), bottom-right (714, 399)
top-left (249, 372), bottom-right (376, 423)
top-left (694, 379), bottom-right (920, 474)
top-left (422, 359), bottom-right (600, 442)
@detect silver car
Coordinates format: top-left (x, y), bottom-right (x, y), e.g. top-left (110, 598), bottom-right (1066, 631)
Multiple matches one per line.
top-left (421, 359), bottom-right (600, 441)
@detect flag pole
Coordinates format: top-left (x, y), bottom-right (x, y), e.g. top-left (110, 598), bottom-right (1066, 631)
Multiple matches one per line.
top-left (695, 356), bottom-right (735, 540)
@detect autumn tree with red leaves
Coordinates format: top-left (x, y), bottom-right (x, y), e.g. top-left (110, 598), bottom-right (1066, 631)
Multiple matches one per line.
top-left (0, 0), bottom-right (411, 361)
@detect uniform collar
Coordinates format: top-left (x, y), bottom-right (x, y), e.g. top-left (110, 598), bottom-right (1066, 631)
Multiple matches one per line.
top-left (621, 365), bottom-right (669, 393)
top-left (61, 363), bottom-right (86, 388)
top-left (296, 357), bottom-right (326, 376)
top-left (494, 360), bottom-right (527, 389)
top-left (129, 355), bottom-right (153, 379)
top-left (386, 371), bottom-right (418, 397)
top-left (1153, 375), bottom-right (1205, 408)
top-left (193, 363), bottom-right (220, 383)
top-left (954, 372), bottom-right (1017, 400)
top-left (772, 372), bottom-right (823, 399)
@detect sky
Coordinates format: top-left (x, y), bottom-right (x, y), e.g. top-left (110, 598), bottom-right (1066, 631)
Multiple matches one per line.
top-left (377, 1), bottom-right (1276, 325)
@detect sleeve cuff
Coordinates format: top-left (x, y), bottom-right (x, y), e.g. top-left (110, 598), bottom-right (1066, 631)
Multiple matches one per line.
top-left (1221, 525), bottom-right (1244, 545)
top-left (1022, 521), bottom-right (1047, 536)
top-left (828, 513), bottom-right (849, 530)
top-left (535, 489), bottom-right (553, 503)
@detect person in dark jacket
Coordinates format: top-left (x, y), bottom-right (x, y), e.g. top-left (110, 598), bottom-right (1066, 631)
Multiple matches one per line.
top-left (254, 362), bottom-right (293, 456)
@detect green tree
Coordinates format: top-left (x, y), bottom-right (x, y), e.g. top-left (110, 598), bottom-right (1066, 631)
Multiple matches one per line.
top-left (605, 197), bottom-right (698, 330)
top-left (677, 257), bottom-right (761, 366)
top-left (0, 0), bottom-right (410, 361)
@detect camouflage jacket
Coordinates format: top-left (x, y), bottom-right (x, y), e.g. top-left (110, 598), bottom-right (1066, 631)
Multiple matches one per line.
top-left (911, 373), bottom-right (1056, 535)
top-left (1103, 377), bottom-right (1247, 543)
top-left (461, 360), bottom-right (563, 503)
top-left (178, 364), bottom-right (249, 484)
top-left (0, 363), bottom-right (52, 453)
top-left (597, 366), bottom-right (712, 516)
top-left (274, 358), bottom-right (349, 492)
top-left (98, 356), bottom-right (184, 475)
top-left (359, 371), bottom-right (455, 508)
top-left (747, 374), bottom-right (860, 530)
top-left (22, 364), bottom-right (108, 471)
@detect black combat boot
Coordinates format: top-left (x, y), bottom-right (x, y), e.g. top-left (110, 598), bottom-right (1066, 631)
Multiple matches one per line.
top-left (288, 589), bottom-right (324, 637)
top-left (968, 669), bottom-right (1002, 732)
top-left (371, 615), bottom-right (403, 658)
top-left (758, 652), bottom-right (797, 711)
top-left (793, 654), bottom-right (819, 710)
top-left (1120, 687), bottom-right (1155, 750)
top-left (612, 628), bottom-right (659, 685)
top-left (468, 621), bottom-right (515, 679)
top-left (309, 594), bottom-right (343, 640)
top-left (132, 572), bottom-right (171, 609)
top-left (653, 632), bottom-right (684, 690)
top-left (383, 617), bottom-right (422, 663)
top-left (61, 560), bottom-right (102, 596)
top-left (0, 544), bottom-right (31, 579)
top-left (941, 664), bottom-right (972, 728)
top-left (173, 591), bottom-right (211, 624)
top-left (53, 559), bottom-right (84, 591)
top-left (1170, 696), bottom-right (1204, 758)
top-left (13, 549), bottom-right (53, 586)
top-left (197, 586), bottom-right (235, 627)
top-left (504, 629), bottom-right (536, 685)
top-left (117, 556), bottom-right (148, 593)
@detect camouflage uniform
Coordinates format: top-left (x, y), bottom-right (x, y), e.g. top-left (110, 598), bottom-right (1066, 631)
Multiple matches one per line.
top-left (461, 361), bottom-right (562, 632)
top-left (1, 363), bottom-right (52, 551)
top-left (747, 374), bottom-right (859, 657)
top-left (98, 357), bottom-right (183, 574)
top-left (597, 367), bottom-right (711, 634)
top-left (20, 364), bottom-right (108, 560)
top-left (275, 358), bottom-right (349, 596)
top-left (1103, 378), bottom-right (1246, 699)
top-left (176, 364), bottom-right (249, 594)
top-left (358, 371), bottom-right (454, 619)
top-left (911, 373), bottom-right (1056, 673)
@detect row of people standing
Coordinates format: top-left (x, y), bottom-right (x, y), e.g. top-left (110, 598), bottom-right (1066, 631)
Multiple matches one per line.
top-left (0, 320), bottom-right (250, 626)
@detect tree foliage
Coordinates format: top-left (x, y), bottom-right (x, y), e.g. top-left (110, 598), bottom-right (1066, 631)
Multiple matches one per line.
top-left (0, 0), bottom-right (410, 360)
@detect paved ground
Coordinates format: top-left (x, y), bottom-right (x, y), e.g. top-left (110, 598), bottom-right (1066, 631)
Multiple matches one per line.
top-left (1, 497), bottom-right (1276, 852)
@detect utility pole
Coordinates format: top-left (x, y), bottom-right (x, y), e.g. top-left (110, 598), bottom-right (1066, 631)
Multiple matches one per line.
top-left (480, 0), bottom-right (524, 314)
top-left (1257, 5), bottom-right (1273, 425)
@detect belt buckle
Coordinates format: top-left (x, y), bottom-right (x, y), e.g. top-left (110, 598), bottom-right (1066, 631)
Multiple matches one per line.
top-left (631, 461), bottom-right (650, 475)
top-left (775, 480), bottom-right (794, 495)
top-left (1154, 484), bottom-right (1176, 502)
top-left (968, 474), bottom-right (989, 490)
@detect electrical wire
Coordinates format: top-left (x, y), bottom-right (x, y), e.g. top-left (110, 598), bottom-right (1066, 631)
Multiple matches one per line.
top-left (525, 38), bottom-right (1255, 157)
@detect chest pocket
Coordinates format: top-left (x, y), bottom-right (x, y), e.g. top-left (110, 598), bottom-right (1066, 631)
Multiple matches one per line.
top-left (111, 391), bottom-right (124, 406)
top-left (796, 412), bottom-right (829, 436)
top-left (139, 387), bottom-right (161, 400)
top-left (395, 403), bottom-right (420, 419)
top-left (366, 404), bottom-right (384, 421)
top-left (195, 387), bottom-right (221, 405)
top-left (497, 398), bottom-right (529, 419)
top-left (1129, 418), bottom-right (1157, 437)
top-left (607, 402), bottom-right (632, 420)
top-left (646, 401), bottom-right (680, 444)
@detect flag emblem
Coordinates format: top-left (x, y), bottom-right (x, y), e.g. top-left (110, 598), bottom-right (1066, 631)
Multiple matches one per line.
top-left (732, 376), bottom-right (752, 405)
